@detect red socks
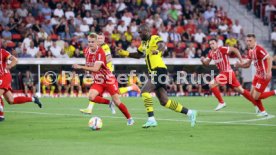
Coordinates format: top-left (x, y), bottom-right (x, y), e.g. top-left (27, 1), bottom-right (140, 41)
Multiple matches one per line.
top-left (92, 96), bottom-right (110, 104)
top-left (13, 97), bottom-right (33, 104)
top-left (255, 100), bottom-right (265, 112)
top-left (117, 103), bottom-right (131, 119)
top-left (242, 90), bottom-right (256, 106)
top-left (211, 87), bottom-right (224, 104)
top-left (258, 91), bottom-right (275, 100)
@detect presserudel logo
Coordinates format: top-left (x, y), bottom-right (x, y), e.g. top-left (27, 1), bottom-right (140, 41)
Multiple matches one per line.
top-left (43, 70), bottom-right (234, 85)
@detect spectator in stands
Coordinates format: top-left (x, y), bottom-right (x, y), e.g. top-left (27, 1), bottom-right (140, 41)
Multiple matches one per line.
top-left (1, 26), bottom-right (12, 41)
top-left (64, 42), bottom-right (76, 58)
top-left (167, 72), bottom-right (177, 94)
top-left (55, 17), bottom-right (67, 40)
top-left (44, 36), bottom-right (53, 50)
top-left (72, 48), bottom-right (83, 58)
top-left (194, 28), bottom-right (206, 44)
top-left (57, 49), bottom-right (69, 58)
top-left (126, 41), bottom-right (137, 54)
top-left (16, 5), bottom-right (28, 18)
top-left (173, 42), bottom-right (185, 58)
top-left (37, 28), bottom-right (48, 41)
top-left (27, 41), bottom-right (39, 57)
top-left (168, 6), bottom-right (179, 24)
top-left (225, 34), bottom-right (238, 47)
top-left (21, 34), bottom-right (33, 50)
top-left (265, 3), bottom-right (276, 21)
top-left (70, 71), bottom-right (82, 97)
top-left (7, 18), bottom-right (18, 34)
top-left (204, 6), bottom-right (215, 21)
top-left (232, 19), bottom-right (244, 38)
top-left (65, 7), bottom-right (75, 20)
top-left (53, 3), bottom-right (64, 18)
top-left (79, 20), bottom-right (90, 34)
top-left (23, 70), bottom-right (36, 96)
top-left (169, 27), bottom-right (181, 43)
top-left (41, 20), bottom-right (54, 35)
top-left (271, 26), bottom-right (276, 52)
top-left (83, 11), bottom-right (94, 26)
top-left (185, 43), bottom-right (196, 59)
top-left (50, 42), bottom-right (62, 57)
top-left (158, 26), bottom-right (169, 43)
top-left (41, 2), bottom-right (52, 20)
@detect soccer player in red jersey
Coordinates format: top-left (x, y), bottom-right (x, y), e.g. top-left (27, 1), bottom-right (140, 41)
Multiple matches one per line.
top-left (201, 38), bottom-right (262, 111)
top-left (0, 48), bottom-right (42, 122)
top-left (236, 34), bottom-right (275, 116)
top-left (72, 33), bottom-right (134, 125)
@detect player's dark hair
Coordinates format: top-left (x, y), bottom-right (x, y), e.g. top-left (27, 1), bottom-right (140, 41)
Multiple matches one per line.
top-left (208, 38), bottom-right (217, 43)
top-left (246, 34), bottom-right (256, 38)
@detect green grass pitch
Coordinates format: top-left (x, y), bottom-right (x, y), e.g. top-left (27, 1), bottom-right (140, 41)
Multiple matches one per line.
top-left (0, 96), bottom-right (276, 155)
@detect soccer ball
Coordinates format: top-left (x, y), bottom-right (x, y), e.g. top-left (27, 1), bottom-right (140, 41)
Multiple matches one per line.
top-left (88, 117), bottom-right (103, 130)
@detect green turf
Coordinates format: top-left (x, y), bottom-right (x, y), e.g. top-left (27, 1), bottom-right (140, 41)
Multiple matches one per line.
top-left (0, 96), bottom-right (276, 155)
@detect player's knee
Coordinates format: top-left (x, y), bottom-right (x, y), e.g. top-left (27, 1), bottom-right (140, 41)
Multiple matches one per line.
top-left (89, 95), bottom-right (96, 101)
top-left (6, 98), bottom-right (14, 104)
top-left (253, 95), bottom-right (259, 100)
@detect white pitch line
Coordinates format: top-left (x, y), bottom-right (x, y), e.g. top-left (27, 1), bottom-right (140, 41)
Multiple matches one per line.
top-left (5, 110), bottom-right (276, 127)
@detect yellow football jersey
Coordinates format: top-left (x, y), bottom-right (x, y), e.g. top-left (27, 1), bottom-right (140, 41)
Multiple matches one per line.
top-left (101, 43), bottom-right (114, 72)
top-left (138, 35), bottom-right (167, 72)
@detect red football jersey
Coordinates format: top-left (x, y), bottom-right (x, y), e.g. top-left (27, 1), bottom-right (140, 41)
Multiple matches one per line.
top-left (247, 44), bottom-right (269, 79)
top-left (208, 46), bottom-right (232, 72)
top-left (0, 48), bottom-right (11, 76)
top-left (83, 46), bottom-right (114, 83)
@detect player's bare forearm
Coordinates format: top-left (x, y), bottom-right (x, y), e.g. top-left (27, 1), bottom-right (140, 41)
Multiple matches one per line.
top-left (7, 56), bottom-right (18, 69)
top-left (230, 47), bottom-right (243, 62)
top-left (266, 55), bottom-right (272, 74)
top-left (72, 63), bottom-right (101, 72)
top-left (156, 41), bottom-right (167, 55)
top-left (238, 59), bottom-right (252, 68)
top-left (106, 55), bottom-right (112, 63)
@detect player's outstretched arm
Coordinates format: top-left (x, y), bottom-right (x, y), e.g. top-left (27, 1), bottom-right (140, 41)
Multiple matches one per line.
top-left (117, 49), bottom-right (144, 59)
top-left (228, 47), bottom-right (243, 63)
top-left (72, 62), bottom-right (102, 72)
top-left (200, 57), bottom-right (211, 66)
top-left (235, 59), bottom-right (252, 68)
top-left (6, 55), bottom-right (18, 69)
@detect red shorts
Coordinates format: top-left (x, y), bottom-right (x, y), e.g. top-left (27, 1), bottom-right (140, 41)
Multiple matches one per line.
top-left (252, 76), bottom-right (271, 93)
top-left (0, 73), bottom-right (12, 93)
top-left (215, 71), bottom-right (241, 87)
top-left (90, 78), bottom-right (119, 96)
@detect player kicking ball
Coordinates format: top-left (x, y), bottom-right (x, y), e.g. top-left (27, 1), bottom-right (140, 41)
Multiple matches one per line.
top-left (72, 33), bottom-right (134, 125)
top-left (235, 34), bottom-right (276, 116)
top-left (117, 24), bottom-right (197, 128)
top-left (0, 48), bottom-right (42, 122)
top-left (79, 33), bottom-right (140, 115)
top-left (201, 38), bottom-right (265, 112)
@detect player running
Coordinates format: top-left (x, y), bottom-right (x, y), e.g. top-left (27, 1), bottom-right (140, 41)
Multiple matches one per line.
top-left (80, 33), bottom-right (140, 114)
top-left (0, 48), bottom-right (42, 122)
top-left (201, 38), bottom-right (264, 112)
top-left (72, 33), bottom-right (134, 125)
top-left (235, 34), bottom-right (276, 116)
top-left (117, 24), bottom-right (197, 128)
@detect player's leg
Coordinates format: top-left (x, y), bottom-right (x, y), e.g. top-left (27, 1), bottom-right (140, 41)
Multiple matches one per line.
top-left (77, 84), bottom-right (82, 96)
top-left (32, 85), bottom-right (36, 96)
top-left (0, 89), bottom-right (5, 121)
top-left (155, 87), bottom-right (197, 127)
top-left (234, 86), bottom-right (257, 106)
top-left (141, 79), bottom-right (157, 128)
top-left (209, 78), bottom-right (226, 111)
top-left (111, 93), bottom-right (134, 125)
top-left (119, 84), bottom-right (141, 94)
top-left (50, 85), bottom-right (55, 97)
top-left (23, 84), bottom-right (28, 96)
top-left (251, 77), bottom-right (269, 116)
top-left (4, 91), bottom-right (42, 108)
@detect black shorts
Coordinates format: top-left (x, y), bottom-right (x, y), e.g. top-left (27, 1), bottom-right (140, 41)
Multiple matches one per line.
top-left (150, 68), bottom-right (168, 90)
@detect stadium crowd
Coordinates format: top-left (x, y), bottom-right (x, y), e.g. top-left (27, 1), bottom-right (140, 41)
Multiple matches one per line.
top-left (0, 0), bottom-right (247, 59)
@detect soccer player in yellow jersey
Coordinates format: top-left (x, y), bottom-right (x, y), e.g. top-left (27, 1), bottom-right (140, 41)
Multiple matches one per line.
top-left (117, 24), bottom-right (197, 128)
top-left (80, 33), bottom-right (140, 114)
